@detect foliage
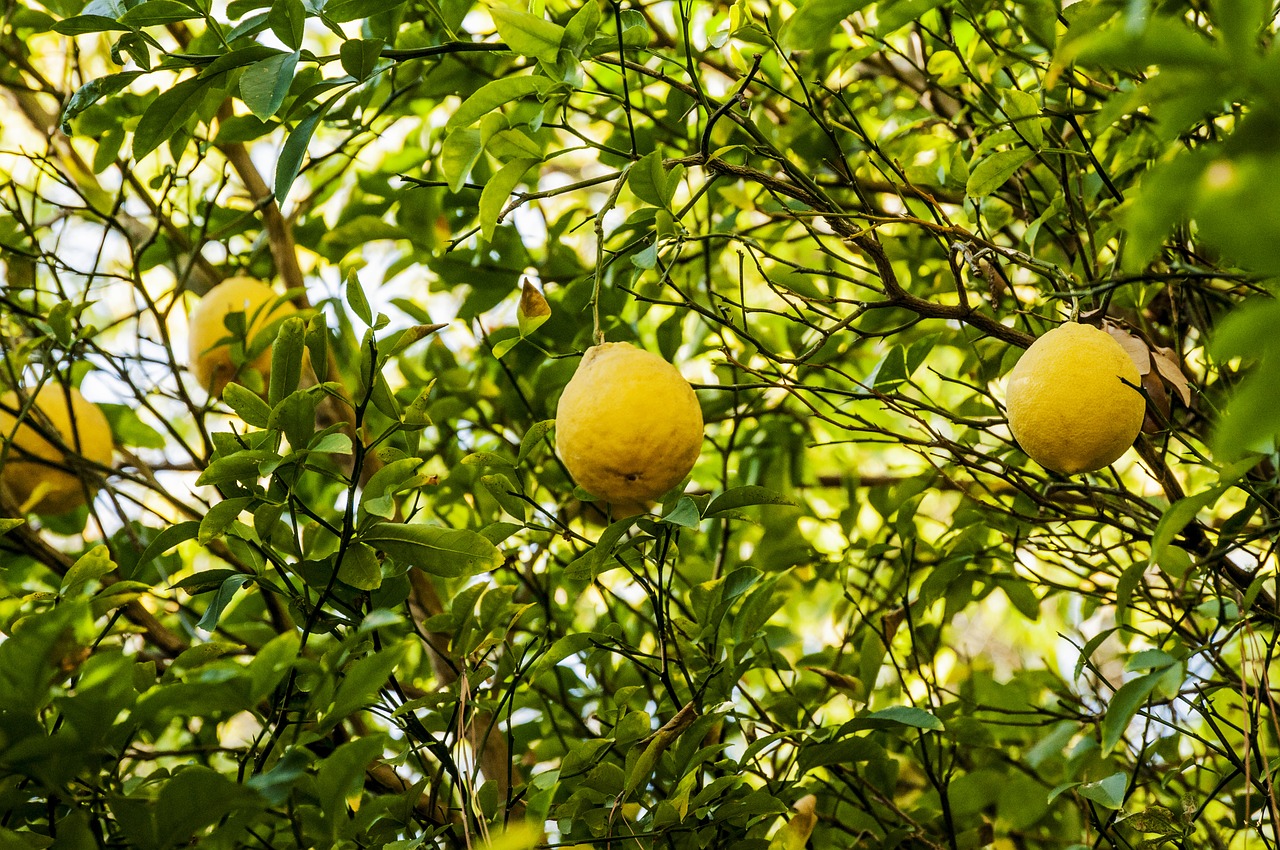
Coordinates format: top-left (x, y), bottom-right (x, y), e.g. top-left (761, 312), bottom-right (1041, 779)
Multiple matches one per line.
top-left (1, 0), bottom-right (1279, 847)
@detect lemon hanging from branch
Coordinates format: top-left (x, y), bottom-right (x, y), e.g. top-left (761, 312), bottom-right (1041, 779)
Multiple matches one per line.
top-left (1005, 322), bottom-right (1146, 474)
top-left (0, 385), bottom-right (114, 515)
top-left (555, 343), bottom-right (704, 511)
top-left (188, 277), bottom-right (297, 397)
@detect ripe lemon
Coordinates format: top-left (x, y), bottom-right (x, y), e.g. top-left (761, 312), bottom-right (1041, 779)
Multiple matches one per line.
top-left (188, 277), bottom-right (296, 397)
top-left (0, 385), bottom-right (114, 514)
top-left (555, 342), bottom-right (704, 507)
top-left (1005, 322), bottom-right (1145, 474)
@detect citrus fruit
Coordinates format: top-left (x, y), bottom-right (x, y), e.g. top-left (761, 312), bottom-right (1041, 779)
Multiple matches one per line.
top-left (188, 277), bottom-right (296, 397)
top-left (1005, 322), bottom-right (1145, 474)
top-left (0, 385), bottom-right (114, 514)
top-left (555, 342), bottom-right (704, 507)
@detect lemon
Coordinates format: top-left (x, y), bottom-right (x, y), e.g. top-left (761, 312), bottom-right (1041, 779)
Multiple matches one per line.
top-left (188, 277), bottom-right (296, 397)
top-left (0, 385), bottom-right (114, 514)
top-left (1005, 322), bottom-right (1145, 474)
top-left (555, 342), bottom-right (704, 507)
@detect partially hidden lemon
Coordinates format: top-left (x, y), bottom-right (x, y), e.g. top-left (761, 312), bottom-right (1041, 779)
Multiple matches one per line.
top-left (1005, 322), bottom-right (1145, 474)
top-left (188, 277), bottom-right (296, 397)
top-left (0, 385), bottom-right (114, 514)
top-left (555, 342), bottom-right (704, 508)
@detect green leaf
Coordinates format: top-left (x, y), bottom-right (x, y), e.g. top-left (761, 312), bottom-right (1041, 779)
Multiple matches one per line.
top-left (134, 521), bottom-right (200, 576)
top-left (481, 473), bottom-right (529, 521)
top-left (780, 0), bottom-right (873, 50)
top-left (360, 522), bottom-right (504, 577)
top-left (663, 496), bottom-right (701, 528)
top-left (61, 544), bottom-right (116, 597)
top-left (387, 323), bottom-right (445, 357)
top-left (705, 485), bottom-right (795, 516)
top-left (171, 568), bottom-right (243, 593)
top-left (492, 336), bottom-right (521, 359)
top-left (120, 0), bottom-right (202, 26)
top-left (155, 766), bottom-right (261, 847)
top-left (99, 403), bottom-right (166, 449)
top-left (564, 516), bottom-right (636, 580)
top-left (446, 76), bottom-right (556, 131)
top-left (338, 542), bottom-right (382, 590)
top-left (324, 0), bottom-right (408, 23)
top-left (323, 643), bottom-right (409, 727)
top-left (269, 390), bottom-right (319, 454)
top-left (274, 91), bottom-right (342, 203)
top-left (1123, 806), bottom-right (1182, 836)
top-left (339, 37), bottom-right (384, 80)
top-left (345, 268), bottom-right (374, 326)
top-left (315, 734), bottom-right (388, 830)
top-left (440, 127), bottom-right (483, 192)
top-left (359, 457), bottom-right (428, 519)
top-left (0, 518), bottom-right (24, 536)
top-left (201, 43), bottom-right (289, 77)
top-left (196, 574), bottom-right (252, 630)
top-left (1101, 670), bottom-right (1164, 753)
top-left (268, 315), bottom-right (307, 407)
top-left (628, 150), bottom-right (670, 208)
top-left (1119, 153), bottom-right (1207, 272)
top-left (861, 705), bottom-right (944, 731)
top-left (52, 15), bottom-right (135, 35)
top-left (267, 0), bottom-right (305, 48)
top-left (239, 50), bottom-right (299, 120)
top-left (200, 441), bottom-right (267, 484)
top-left (222, 382), bottom-right (272, 428)
top-left (966, 148), bottom-right (1036, 197)
top-left (562, 0), bottom-right (602, 56)
top-left (1078, 772), bottom-right (1128, 808)
top-left (310, 431), bottom-right (352, 454)
top-left (489, 4), bottom-right (566, 62)
top-left (133, 75), bottom-right (212, 160)
top-left (305, 313), bottom-right (329, 379)
top-left (198, 497), bottom-right (253, 545)
top-left (1066, 19), bottom-right (1226, 70)
top-left (61, 71), bottom-right (145, 134)
top-left (1002, 88), bottom-right (1043, 146)
top-left (517, 419), bottom-right (555, 465)
top-left (624, 703), bottom-right (698, 796)
top-left (481, 157), bottom-right (539, 241)
top-left (871, 0), bottom-right (946, 35)
top-left (246, 747), bottom-right (312, 806)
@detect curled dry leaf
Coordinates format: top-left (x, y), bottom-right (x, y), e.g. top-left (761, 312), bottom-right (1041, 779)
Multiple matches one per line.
top-left (1101, 323), bottom-right (1193, 417)
top-left (977, 256), bottom-right (1008, 302)
top-left (770, 794), bottom-right (819, 850)
top-left (1151, 347), bottom-right (1192, 406)
top-left (517, 279), bottom-right (552, 337)
top-left (1141, 369), bottom-right (1171, 433)
top-left (1103, 323), bottom-right (1152, 376)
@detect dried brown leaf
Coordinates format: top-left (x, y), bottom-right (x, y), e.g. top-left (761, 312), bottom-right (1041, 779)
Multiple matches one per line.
top-left (1151, 347), bottom-right (1192, 406)
top-left (1104, 323), bottom-right (1152, 376)
top-left (1141, 369), bottom-right (1170, 433)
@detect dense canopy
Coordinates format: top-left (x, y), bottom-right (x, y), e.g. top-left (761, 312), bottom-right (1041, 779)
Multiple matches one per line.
top-left (2, 0), bottom-right (1280, 847)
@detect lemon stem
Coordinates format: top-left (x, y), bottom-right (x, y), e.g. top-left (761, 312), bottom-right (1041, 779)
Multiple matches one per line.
top-left (592, 163), bottom-right (634, 346)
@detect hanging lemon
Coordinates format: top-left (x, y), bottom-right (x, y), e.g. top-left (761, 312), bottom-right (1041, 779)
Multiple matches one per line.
top-left (188, 277), bottom-right (296, 397)
top-left (555, 342), bottom-right (704, 508)
top-left (0, 385), bottom-right (114, 514)
top-left (1005, 322), bottom-right (1145, 474)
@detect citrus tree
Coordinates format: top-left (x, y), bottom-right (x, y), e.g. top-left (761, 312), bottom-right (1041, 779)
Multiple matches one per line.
top-left (1, 0), bottom-right (1279, 847)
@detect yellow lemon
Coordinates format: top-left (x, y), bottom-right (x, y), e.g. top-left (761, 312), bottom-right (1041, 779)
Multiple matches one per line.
top-left (1005, 322), bottom-right (1145, 474)
top-left (0, 385), bottom-right (114, 514)
top-left (555, 342), bottom-right (704, 507)
top-left (188, 277), bottom-right (296, 397)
